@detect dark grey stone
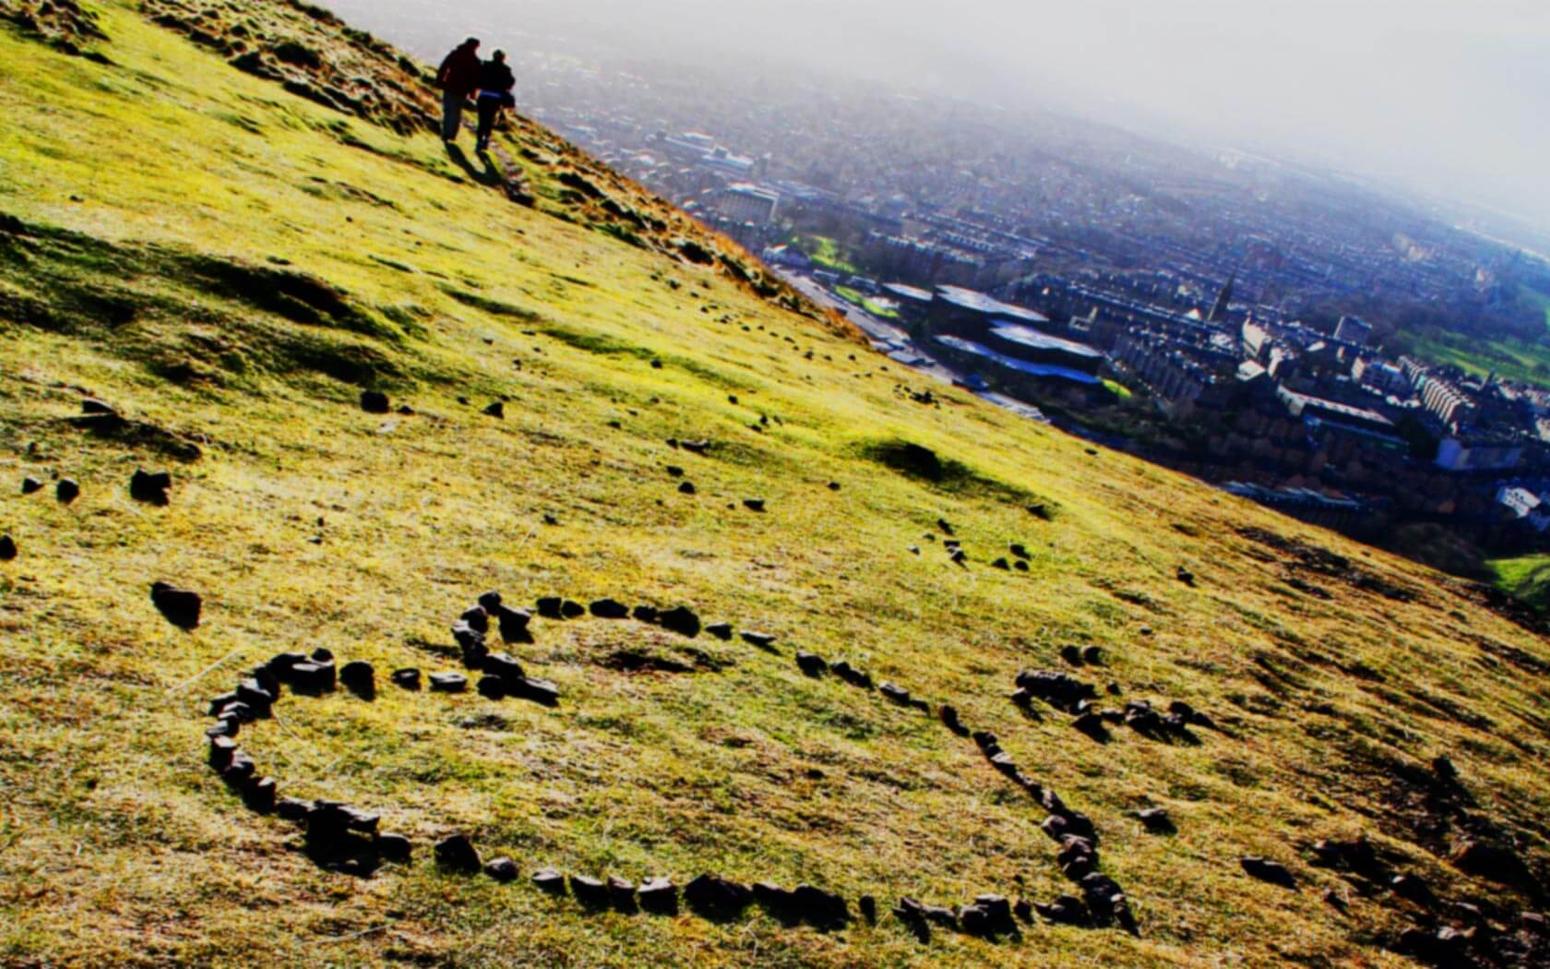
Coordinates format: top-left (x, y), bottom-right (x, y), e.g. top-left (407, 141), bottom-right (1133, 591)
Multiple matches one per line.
top-left (390, 668), bottom-right (421, 691)
top-left (129, 469), bottom-right (172, 505)
top-left (150, 582), bottom-right (201, 630)
top-left (638, 876), bottom-right (679, 915)
top-left (485, 857), bottom-right (519, 882)
top-left (56, 478), bottom-right (80, 504)
top-left (589, 598), bottom-right (630, 619)
top-left (360, 390), bottom-right (390, 413)
top-left (340, 661), bottom-right (375, 699)
top-left (429, 672), bottom-right (469, 693)
top-left (376, 833), bottom-right (412, 862)
top-left (533, 867), bottom-right (566, 895)
top-left (435, 834), bottom-right (481, 874)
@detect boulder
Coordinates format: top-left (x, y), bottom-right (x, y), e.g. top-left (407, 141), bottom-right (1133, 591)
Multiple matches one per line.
top-left (560, 600), bottom-right (586, 619)
top-left (859, 894), bottom-right (877, 924)
top-left (56, 478), bottom-right (80, 504)
top-left (150, 582), bottom-right (202, 630)
top-left (482, 401), bottom-right (505, 419)
top-left (476, 676), bottom-right (507, 700)
top-left (481, 652), bottom-right (525, 682)
top-left (234, 678), bottom-right (275, 717)
top-left (429, 672), bottom-right (469, 693)
top-left (633, 605), bottom-right (661, 624)
top-left (1449, 838), bottom-right (1535, 889)
top-left (1136, 808), bottom-right (1174, 833)
top-left (460, 606), bottom-right (490, 634)
top-left (1014, 560), bottom-right (1030, 572)
top-left (1390, 873), bottom-right (1436, 907)
top-left (830, 660), bottom-right (872, 690)
top-left (879, 682), bottom-right (911, 705)
top-left (608, 875), bottom-right (638, 912)
top-left (360, 390), bottom-right (390, 413)
top-left (21, 476), bottom-right (43, 495)
top-left (478, 591), bottom-right (503, 611)
top-left (939, 704), bottom-right (968, 735)
top-left (290, 661), bottom-right (336, 695)
top-left (638, 876), bottom-right (679, 915)
top-left (959, 894), bottom-right (1015, 937)
top-left (992, 558), bottom-right (1011, 570)
top-left (510, 677), bottom-right (560, 707)
top-left (1034, 895), bottom-right (1090, 926)
top-left (435, 834), bottom-right (481, 874)
top-left (208, 735), bottom-right (237, 771)
top-left (741, 631), bottom-right (777, 649)
top-left (484, 857), bottom-right (519, 882)
top-left (793, 884), bottom-right (849, 929)
top-left (1081, 645), bottom-right (1103, 665)
top-left (678, 481), bottom-right (697, 495)
top-left (536, 596), bottom-right (564, 619)
top-left (705, 622), bottom-right (733, 640)
top-left (129, 469), bottom-right (172, 505)
top-left (742, 498), bottom-right (766, 512)
top-left (242, 776), bottom-right (277, 813)
top-left (0, 535), bottom-right (14, 562)
top-left (276, 798), bottom-right (311, 822)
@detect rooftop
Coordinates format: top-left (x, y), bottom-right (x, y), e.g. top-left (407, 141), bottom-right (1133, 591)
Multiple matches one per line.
top-left (935, 285), bottom-right (1048, 324)
top-left (991, 324), bottom-right (1104, 360)
top-left (934, 335), bottom-right (1102, 386)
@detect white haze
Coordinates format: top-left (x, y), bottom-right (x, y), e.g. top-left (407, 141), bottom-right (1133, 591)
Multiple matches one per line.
top-left (324, 0), bottom-right (1550, 231)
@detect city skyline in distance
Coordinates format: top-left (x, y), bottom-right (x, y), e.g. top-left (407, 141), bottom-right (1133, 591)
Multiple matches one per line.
top-left (323, 0), bottom-right (1550, 240)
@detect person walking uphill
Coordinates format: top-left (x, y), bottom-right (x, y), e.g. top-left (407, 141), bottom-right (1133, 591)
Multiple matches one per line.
top-left (435, 37), bottom-right (481, 143)
top-left (475, 51), bottom-right (516, 153)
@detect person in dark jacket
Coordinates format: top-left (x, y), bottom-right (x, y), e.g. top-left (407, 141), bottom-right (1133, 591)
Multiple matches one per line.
top-left (474, 50), bottom-right (516, 153)
top-left (435, 37), bottom-right (481, 142)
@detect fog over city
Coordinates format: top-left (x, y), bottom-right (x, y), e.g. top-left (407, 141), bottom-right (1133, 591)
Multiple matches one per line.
top-left (325, 0), bottom-right (1550, 230)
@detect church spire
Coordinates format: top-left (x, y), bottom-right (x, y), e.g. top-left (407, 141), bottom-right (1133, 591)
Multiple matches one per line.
top-left (1207, 270), bottom-right (1236, 324)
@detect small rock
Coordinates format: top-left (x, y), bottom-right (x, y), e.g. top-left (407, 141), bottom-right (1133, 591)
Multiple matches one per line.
top-left (795, 651), bottom-right (827, 677)
top-left (742, 498), bottom-right (766, 512)
top-left (21, 477), bottom-right (43, 495)
top-left (684, 873), bottom-right (753, 920)
top-left (461, 606), bottom-right (490, 634)
top-left (495, 605), bottom-right (532, 642)
top-left (678, 481), bottom-right (696, 495)
top-left (1081, 645), bottom-right (1103, 665)
top-left (56, 478), bottom-right (80, 504)
top-left (859, 894), bottom-right (876, 924)
top-left (633, 605), bottom-right (661, 624)
top-left (533, 867), bottom-right (566, 895)
top-left (560, 599), bottom-right (585, 619)
top-left (129, 469), bottom-right (172, 505)
top-left (741, 631), bottom-right (777, 649)
top-left (510, 677), bottom-right (559, 707)
top-left (478, 591), bottom-right (503, 611)
top-left (150, 582), bottom-right (202, 630)
top-left (435, 834), bottom-right (481, 874)
top-left (482, 401), bottom-right (505, 419)
top-left (1014, 560), bottom-right (1030, 572)
top-left (339, 661), bottom-right (375, 699)
top-left (939, 704), bottom-right (968, 735)
top-left (1136, 807), bottom-right (1174, 833)
top-left (665, 465), bottom-right (685, 477)
top-left (429, 672), bottom-right (469, 693)
top-left (377, 833), bottom-right (412, 863)
top-left (476, 675), bottom-right (506, 699)
top-left (1240, 856), bottom-right (1296, 889)
top-left (608, 875), bottom-right (638, 912)
top-left (658, 605), bottom-right (701, 638)
top-left (879, 682), bottom-right (911, 705)
top-left (484, 857), bottom-right (519, 882)
top-left (360, 390), bottom-right (390, 414)
top-left (0, 535), bottom-right (15, 561)
top-left (570, 874), bottom-right (610, 908)
top-left (536, 596), bottom-right (563, 619)
top-left (638, 876), bottom-right (679, 915)
top-left (589, 598), bottom-right (630, 619)
top-left (992, 557), bottom-right (1011, 570)
top-left (705, 622), bottom-right (733, 640)
top-left (391, 668), bottom-right (421, 691)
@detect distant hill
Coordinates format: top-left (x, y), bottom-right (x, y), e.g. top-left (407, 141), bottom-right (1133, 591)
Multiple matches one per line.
top-left (2, 3), bottom-right (1548, 966)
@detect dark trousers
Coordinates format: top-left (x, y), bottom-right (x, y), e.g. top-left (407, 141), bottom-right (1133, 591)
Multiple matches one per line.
top-left (476, 98), bottom-right (502, 150)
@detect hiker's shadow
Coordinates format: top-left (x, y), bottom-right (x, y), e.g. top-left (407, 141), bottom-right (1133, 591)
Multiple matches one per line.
top-left (445, 143), bottom-right (502, 188)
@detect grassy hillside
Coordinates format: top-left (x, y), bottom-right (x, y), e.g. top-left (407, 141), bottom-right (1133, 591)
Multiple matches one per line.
top-left (2, 3), bottom-right (1549, 967)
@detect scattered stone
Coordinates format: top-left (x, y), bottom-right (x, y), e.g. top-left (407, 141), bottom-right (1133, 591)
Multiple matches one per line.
top-left (21, 476), bottom-right (43, 495)
top-left (793, 884), bottom-right (850, 929)
top-left (536, 596), bottom-right (563, 619)
top-left (0, 535), bottom-right (15, 561)
top-left (484, 857), bottom-right (519, 882)
top-left (478, 591), bottom-right (503, 611)
top-left (795, 651), bottom-right (827, 677)
top-left (1135, 808), bottom-right (1174, 833)
top-left (638, 876), bottom-right (679, 915)
top-left (992, 557), bottom-right (1011, 570)
top-left (276, 797), bottom-right (310, 823)
top-left (741, 630), bottom-right (777, 649)
top-left (742, 498), bottom-right (766, 512)
top-left (1015, 669), bottom-right (1098, 710)
top-left (828, 481), bottom-right (841, 491)
top-left (937, 518), bottom-right (955, 536)
top-left (429, 672), bottom-right (469, 693)
top-left (939, 704), bottom-right (968, 736)
top-left (129, 469), bottom-right (172, 505)
top-left (893, 898), bottom-right (932, 943)
top-left (1014, 560), bottom-right (1030, 572)
top-left (476, 675), bottom-right (507, 700)
top-left (435, 834), bottom-right (481, 874)
top-left (533, 867), bottom-right (567, 895)
top-left (589, 598), bottom-right (630, 619)
top-left (360, 390), bottom-right (390, 413)
top-left (482, 401), bottom-right (505, 419)
top-left (1449, 838), bottom-right (1535, 889)
top-left (1081, 646), bottom-right (1103, 665)
top-left (1009, 543), bottom-right (1030, 560)
top-left (570, 874), bottom-right (611, 908)
top-left (1240, 856), bottom-right (1296, 889)
top-left (495, 605), bottom-right (532, 642)
top-left (678, 481), bottom-right (696, 495)
top-left (879, 682), bottom-right (912, 705)
top-left (1176, 566), bottom-right (1195, 586)
top-left (1060, 644), bottom-right (1084, 666)
top-left (290, 661), bottom-right (337, 695)
top-left (859, 894), bottom-right (877, 924)
top-left (339, 661), bottom-right (374, 699)
top-left (560, 600), bottom-right (586, 619)
top-left (151, 582), bottom-right (202, 630)
top-left (461, 606), bottom-right (490, 634)
top-left (393, 663), bottom-right (424, 688)
top-left (56, 478), bottom-right (80, 504)
top-left (703, 622), bottom-right (733, 641)
top-left (1390, 873), bottom-right (1437, 907)
top-left (377, 833), bottom-right (412, 863)
top-left (509, 677), bottom-right (560, 707)
top-left (633, 604), bottom-right (661, 624)
top-left (830, 660), bottom-right (872, 690)
top-left (665, 465), bottom-right (685, 478)
top-left (1034, 894), bottom-right (1090, 926)
top-left (681, 439), bottom-right (711, 454)
top-left (684, 873), bottom-right (753, 920)
top-left (208, 735), bottom-right (237, 771)
top-left (959, 894), bottom-right (1015, 938)
top-left (658, 605), bottom-right (701, 638)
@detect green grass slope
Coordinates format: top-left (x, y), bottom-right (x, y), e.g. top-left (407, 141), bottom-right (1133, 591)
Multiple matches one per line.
top-left (2, 3), bottom-right (1550, 967)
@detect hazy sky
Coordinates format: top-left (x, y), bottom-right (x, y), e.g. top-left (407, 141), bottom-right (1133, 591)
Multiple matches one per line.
top-left (326, 0), bottom-right (1550, 230)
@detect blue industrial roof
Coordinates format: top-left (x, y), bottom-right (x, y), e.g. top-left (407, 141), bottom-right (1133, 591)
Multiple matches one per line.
top-left (990, 324), bottom-right (1104, 360)
top-left (934, 335), bottom-right (1101, 386)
